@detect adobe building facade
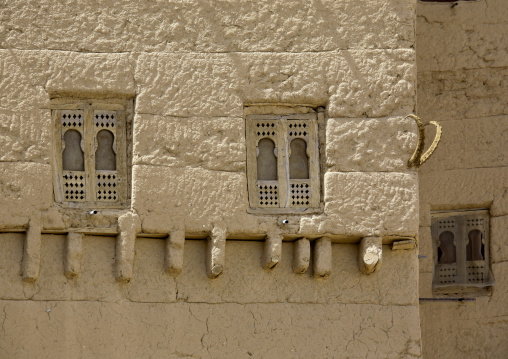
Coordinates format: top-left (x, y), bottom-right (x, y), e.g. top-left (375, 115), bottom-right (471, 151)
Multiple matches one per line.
top-left (0, 0), bottom-right (505, 358)
top-left (417, 0), bottom-right (508, 358)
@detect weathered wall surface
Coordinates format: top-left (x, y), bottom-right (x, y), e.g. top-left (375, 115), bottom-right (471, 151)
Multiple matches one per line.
top-left (417, 0), bottom-right (508, 357)
top-left (0, 0), bottom-right (419, 239)
top-left (0, 233), bottom-right (422, 358)
top-left (0, 1), bottom-right (421, 357)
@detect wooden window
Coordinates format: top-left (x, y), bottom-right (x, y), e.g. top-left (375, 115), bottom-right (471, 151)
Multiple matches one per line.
top-left (246, 112), bottom-right (320, 213)
top-left (431, 209), bottom-right (494, 293)
top-left (52, 100), bottom-right (131, 208)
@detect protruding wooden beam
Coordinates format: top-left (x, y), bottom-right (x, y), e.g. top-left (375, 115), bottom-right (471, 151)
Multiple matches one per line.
top-left (392, 239), bottom-right (416, 251)
top-left (64, 232), bottom-right (83, 278)
top-left (165, 228), bottom-right (185, 275)
top-left (115, 212), bottom-right (141, 281)
top-left (263, 231), bottom-right (283, 269)
top-left (206, 226), bottom-right (226, 279)
top-left (358, 236), bottom-right (383, 275)
top-left (22, 216), bottom-right (41, 282)
top-left (293, 237), bottom-right (310, 274)
top-left (314, 236), bottom-right (332, 278)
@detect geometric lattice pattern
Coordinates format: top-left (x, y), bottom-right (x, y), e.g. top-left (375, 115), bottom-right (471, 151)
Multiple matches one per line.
top-left (94, 111), bottom-right (116, 130)
top-left (287, 121), bottom-right (308, 138)
top-left (290, 182), bottom-right (311, 207)
top-left (465, 217), bottom-right (486, 284)
top-left (257, 182), bottom-right (279, 207)
top-left (61, 111), bottom-right (83, 129)
top-left (437, 219), bottom-right (455, 229)
top-left (62, 171), bottom-right (86, 202)
top-left (431, 210), bottom-right (492, 291)
top-left (438, 264), bottom-right (457, 285)
top-left (467, 261), bottom-right (486, 284)
top-left (95, 170), bottom-right (118, 201)
top-left (466, 218), bottom-right (483, 228)
top-left (255, 121), bottom-right (276, 138)
top-left (246, 112), bottom-right (320, 211)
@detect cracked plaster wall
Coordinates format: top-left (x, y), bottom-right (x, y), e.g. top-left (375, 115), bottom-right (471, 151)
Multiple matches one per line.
top-left (417, 0), bottom-right (508, 358)
top-left (0, 233), bottom-right (422, 358)
top-left (0, 0), bottom-right (422, 357)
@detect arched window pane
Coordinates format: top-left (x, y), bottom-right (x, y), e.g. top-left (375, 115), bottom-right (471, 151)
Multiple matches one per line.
top-left (62, 130), bottom-right (84, 171)
top-left (467, 229), bottom-right (484, 261)
top-left (257, 138), bottom-right (277, 180)
top-left (438, 231), bottom-right (456, 264)
top-left (289, 138), bottom-right (309, 179)
top-left (95, 129), bottom-right (116, 170)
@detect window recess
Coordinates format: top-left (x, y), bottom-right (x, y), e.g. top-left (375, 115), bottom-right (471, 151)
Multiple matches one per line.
top-left (246, 112), bottom-right (320, 213)
top-left (431, 209), bottom-right (494, 293)
top-left (52, 101), bottom-right (130, 208)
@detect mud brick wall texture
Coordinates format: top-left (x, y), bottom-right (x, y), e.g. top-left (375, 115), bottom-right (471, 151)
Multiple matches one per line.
top-left (0, 1), bottom-right (428, 358)
top-left (417, 0), bottom-right (508, 358)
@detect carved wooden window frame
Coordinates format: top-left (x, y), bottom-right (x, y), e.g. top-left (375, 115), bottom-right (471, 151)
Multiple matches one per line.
top-left (51, 99), bottom-right (131, 209)
top-left (246, 112), bottom-right (320, 214)
top-left (431, 209), bottom-right (494, 293)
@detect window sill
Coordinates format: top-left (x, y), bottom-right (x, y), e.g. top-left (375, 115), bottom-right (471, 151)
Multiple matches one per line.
top-left (55, 201), bottom-right (130, 210)
top-left (247, 206), bottom-right (323, 215)
top-left (432, 284), bottom-right (493, 297)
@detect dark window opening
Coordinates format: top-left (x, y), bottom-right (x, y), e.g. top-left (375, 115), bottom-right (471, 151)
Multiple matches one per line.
top-left (289, 138), bottom-right (309, 179)
top-left (438, 231), bottom-right (456, 264)
top-left (95, 130), bottom-right (116, 171)
top-left (257, 138), bottom-right (277, 180)
top-left (466, 229), bottom-right (484, 261)
top-left (62, 130), bottom-right (84, 171)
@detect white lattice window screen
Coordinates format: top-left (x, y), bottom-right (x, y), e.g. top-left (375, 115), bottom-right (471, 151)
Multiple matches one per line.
top-left (288, 120), bottom-right (312, 207)
top-left (62, 172), bottom-right (86, 202)
top-left (60, 110), bottom-right (86, 202)
top-left (465, 217), bottom-right (487, 284)
top-left (254, 120), bottom-right (280, 208)
top-left (246, 113), bottom-right (320, 211)
top-left (257, 182), bottom-right (279, 207)
top-left (94, 111), bottom-right (118, 202)
top-left (53, 104), bottom-right (127, 207)
top-left (435, 218), bottom-right (457, 286)
top-left (95, 172), bottom-right (118, 201)
top-left (61, 110), bottom-right (84, 128)
top-left (431, 211), bottom-right (492, 291)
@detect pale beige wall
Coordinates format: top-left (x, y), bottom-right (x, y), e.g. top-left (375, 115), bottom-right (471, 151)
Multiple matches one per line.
top-left (417, 0), bottom-right (508, 357)
top-left (0, 0), bottom-right (419, 239)
top-left (0, 233), bottom-right (422, 358)
top-left (0, 1), bottom-right (422, 357)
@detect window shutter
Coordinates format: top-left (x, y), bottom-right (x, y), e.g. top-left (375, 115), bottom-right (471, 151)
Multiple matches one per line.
top-left (247, 118), bottom-right (282, 208)
top-left (58, 110), bottom-right (86, 202)
top-left (52, 101), bottom-right (130, 208)
top-left (431, 210), bottom-right (494, 292)
top-left (433, 217), bottom-right (458, 286)
top-left (93, 111), bottom-right (119, 202)
top-left (464, 214), bottom-right (489, 285)
top-left (286, 118), bottom-right (319, 209)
